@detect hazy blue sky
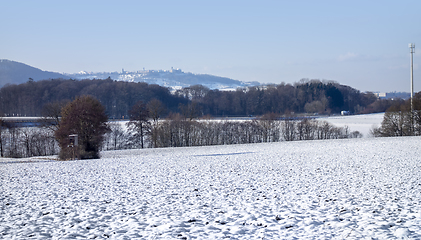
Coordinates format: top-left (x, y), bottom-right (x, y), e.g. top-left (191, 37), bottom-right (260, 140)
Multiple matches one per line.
top-left (1, 0), bottom-right (420, 92)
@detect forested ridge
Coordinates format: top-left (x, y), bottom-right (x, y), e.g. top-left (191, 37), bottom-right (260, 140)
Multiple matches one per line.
top-left (177, 79), bottom-right (382, 116)
top-left (0, 78), bottom-right (188, 118)
top-left (0, 78), bottom-right (394, 117)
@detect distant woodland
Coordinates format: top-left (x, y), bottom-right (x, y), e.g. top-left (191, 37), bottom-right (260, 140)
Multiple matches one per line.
top-left (0, 78), bottom-right (399, 117)
top-left (0, 78), bottom-right (187, 118)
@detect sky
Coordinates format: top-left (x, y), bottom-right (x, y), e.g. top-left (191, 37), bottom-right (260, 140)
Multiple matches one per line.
top-left (1, 0), bottom-right (420, 93)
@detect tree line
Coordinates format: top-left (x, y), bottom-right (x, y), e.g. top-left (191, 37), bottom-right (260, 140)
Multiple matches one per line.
top-left (141, 115), bottom-right (362, 149)
top-left (0, 78), bottom-right (188, 118)
top-left (0, 78), bottom-right (395, 118)
top-left (0, 96), bottom-right (362, 159)
top-left (175, 79), bottom-right (384, 116)
top-left (103, 100), bottom-right (362, 151)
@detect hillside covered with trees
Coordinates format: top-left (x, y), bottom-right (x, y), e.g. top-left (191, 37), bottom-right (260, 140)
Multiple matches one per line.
top-left (0, 78), bottom-right (396, 118)
top-left (176, 79), bottom-right (383, 116)
top-left (0, 78), bottom-right (188, 118)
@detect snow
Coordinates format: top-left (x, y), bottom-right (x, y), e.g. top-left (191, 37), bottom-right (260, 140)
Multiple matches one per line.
top-left (320, 113), bottom-right (384, 137)
top-left (65, 70), bottom-right (258, 91)
top-left (2, 134), bottom-right (421, 239)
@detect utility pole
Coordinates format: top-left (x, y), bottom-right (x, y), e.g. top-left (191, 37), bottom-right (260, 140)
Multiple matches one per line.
top-left (409, 43), bottom-right (415, 134)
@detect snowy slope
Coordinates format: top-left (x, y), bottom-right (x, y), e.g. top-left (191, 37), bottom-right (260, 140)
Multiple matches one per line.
top-left (1, 136), bottom-right (421, 239)
top-left (66, 70), bottom-right (259, 91)
top-left (321, 113), bottom-right (384, 137)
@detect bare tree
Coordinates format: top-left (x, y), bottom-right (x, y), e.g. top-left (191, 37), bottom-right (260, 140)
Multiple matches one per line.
top-left (258, 113), bottom-right (281, 142)
top-left (297, 118), bottom-right (315, 140)
top-left (20, 128), bottom-right (33, 157)
top-left (376, 104), bottom-right (411, 137)
top-left (6, 124), bottom-right (20, 158)
top-left (103, 122), bottom-right (127, 150)
top-left (127, 101), bottom-right (151, 149)
top-left (39, 100), bottom-right (69, 131)
top-left (0, 117), bottom-right (4, 157)
top-left (179, 102), bottom-right (201, 120)
top-left (147, 99), bottom-right (165, 148)
top-left (282, 117), bottom-right (296, 141)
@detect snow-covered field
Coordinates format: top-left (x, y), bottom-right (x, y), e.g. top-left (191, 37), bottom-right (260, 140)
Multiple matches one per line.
top-left (1, 134), bottom-right (421, 239)
top-left (320, 112), bottom-right (384, 137)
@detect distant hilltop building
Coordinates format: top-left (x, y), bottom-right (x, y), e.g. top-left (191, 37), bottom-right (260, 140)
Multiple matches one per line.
top-left (374, 92), bottom-right (410, 100)
top-left (375, 93), bottom-right (387, 99)
top-left (170, 67), bottom-right (183, 73)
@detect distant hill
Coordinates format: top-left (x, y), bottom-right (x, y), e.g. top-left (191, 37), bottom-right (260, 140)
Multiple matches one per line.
top-left (0, 59), bottom-right (68, 87)
top-left (66, 68), bottom-right (260, 90)
top-left (0, 59), bottom-right (258, 90)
